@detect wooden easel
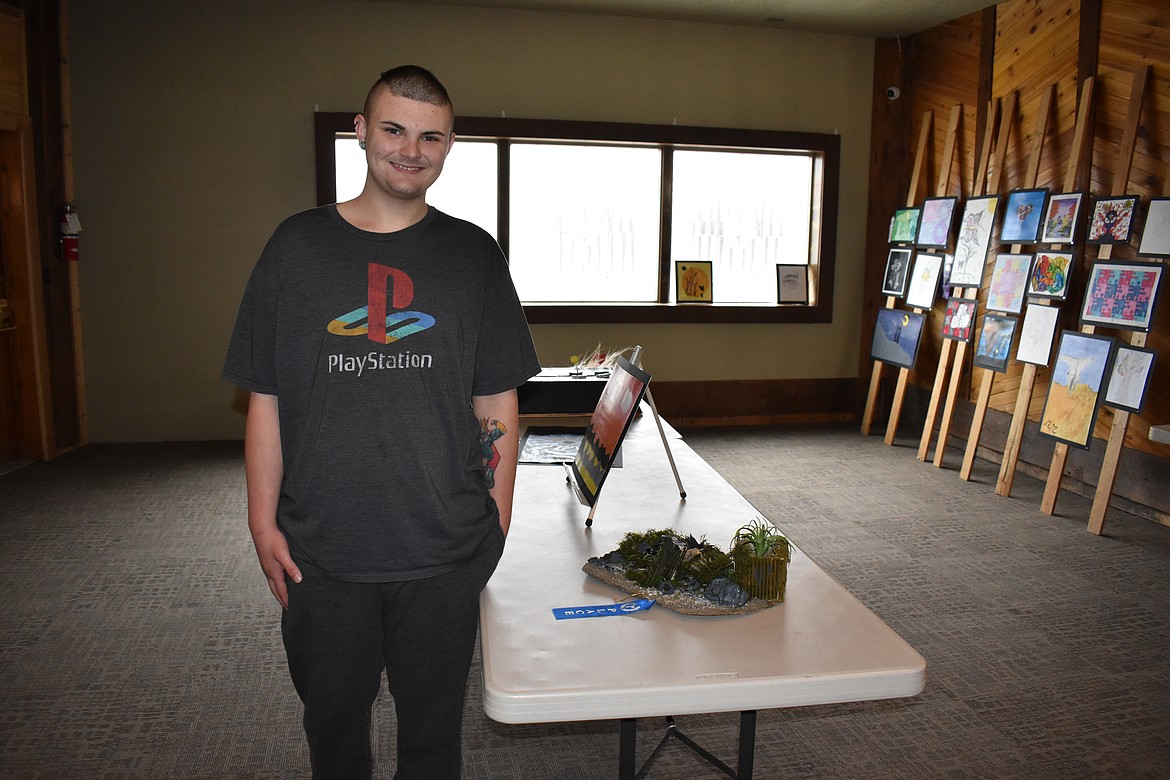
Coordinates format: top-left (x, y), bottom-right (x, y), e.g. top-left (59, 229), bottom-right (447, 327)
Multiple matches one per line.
top-left (1042, 66), bottom-right (1150, 521)
top-left (994, 77), bottom-right (1096, 496)
top-left (861, 110), bottom-right (933, 437)
top-left (914, 102), bottom-right (995, 461)
top-left (944, 85), bottom-right (1054, 475)
top-left (918, 96), bottom-right (1008, 462)
top-left (881, 103), bottom-right (964, 447)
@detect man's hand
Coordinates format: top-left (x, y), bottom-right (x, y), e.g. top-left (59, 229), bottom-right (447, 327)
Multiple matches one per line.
top-left (250, 523), bottom-right (301, 609)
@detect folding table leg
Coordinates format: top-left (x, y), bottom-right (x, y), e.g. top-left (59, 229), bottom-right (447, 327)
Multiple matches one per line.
top-left (738, 710), bottom-right (757, 779)
top-left (619, 718), bottom-right (638, 780)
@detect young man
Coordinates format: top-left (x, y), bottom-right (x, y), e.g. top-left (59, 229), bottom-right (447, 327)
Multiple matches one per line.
top-left (223, 66), bottom-right (540, 779)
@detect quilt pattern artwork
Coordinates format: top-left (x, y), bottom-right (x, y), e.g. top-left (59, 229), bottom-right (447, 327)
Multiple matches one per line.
top-left (1081, 263), bottom-right (1162, 331)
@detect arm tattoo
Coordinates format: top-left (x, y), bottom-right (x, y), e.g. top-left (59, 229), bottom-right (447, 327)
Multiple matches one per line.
top-left (479, 418), bottom-right (506, 489)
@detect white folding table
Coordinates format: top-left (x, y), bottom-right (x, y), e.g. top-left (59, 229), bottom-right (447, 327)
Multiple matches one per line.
top-left (480, 421), bottom-right (925, 778)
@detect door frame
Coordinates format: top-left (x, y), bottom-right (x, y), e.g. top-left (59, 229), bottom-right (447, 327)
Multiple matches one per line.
top-left (0, 112), bottom-right (53, 460)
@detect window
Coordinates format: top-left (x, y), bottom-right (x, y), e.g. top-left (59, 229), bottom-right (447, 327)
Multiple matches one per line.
top-left (315, 114), bottom-right (839, 323)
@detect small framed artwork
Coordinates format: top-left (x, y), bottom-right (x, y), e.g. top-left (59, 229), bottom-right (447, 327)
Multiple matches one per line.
top-left (1040, 192), bottom-right (1083, 244)
top-left (951, 196), bottom-right (999, 288)
top-left (1086, 195), bottom-right (1140, 244)
top-left (1079, 260), bottom-right (1164, 332)
top-left (1016, 303), bottom-right (1061, 367)
top-left (870, 308), bottom-right (926, 369)
top-left (941, 297), bottom-right (978, 342)
top-left (986, 252), bottom-right (1033, 314)
top-left (916, 196), bottom-right (959, 249)
top-left (1103, 345), bottom-right (1157, 414)
top-left (973, 313), bottom-right (1018, 372)
top-left (1040, 331), bottom-right (1116, 449)
top-left (1137, 197), bottom-right (1170, 258)
top-left (1000, 188), bottom-right (1048, 244)
top-left (1026, 251), bottom-right (1074, 301)
top-left (939, 253), bottom-right (956, 299)
top-left (904, 252), bottom-right (944, 310)
top-left (881, 247), bottom-right (913, 297)
top-left (676, 260), bottom-right (713, 303)
top-left (889, 207), bottom-right (921, 244)
top-left (776, 264), bottom-right (809, 304)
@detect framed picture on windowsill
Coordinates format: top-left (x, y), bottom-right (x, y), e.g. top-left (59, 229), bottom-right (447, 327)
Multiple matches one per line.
top-left (776, 264), bottom-right (809, 304)
top-left (676, 261), bottom-right (713, 303)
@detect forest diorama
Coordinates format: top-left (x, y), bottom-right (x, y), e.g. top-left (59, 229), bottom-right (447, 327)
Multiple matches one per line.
top-left (583, 518), bottom-right (791, 616)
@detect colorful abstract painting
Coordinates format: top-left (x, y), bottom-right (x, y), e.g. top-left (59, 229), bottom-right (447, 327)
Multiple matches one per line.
top-left (1087, 195), bottom-right (1139, 244)
top-left (986, 253), bottom-right (1033, 314)
top-left (1026, 251), bottom-right (1074, 301)
top-left (916, 197), bottom-right (958, 249)
top-left (1079, 261), bottom-right (1163, 331)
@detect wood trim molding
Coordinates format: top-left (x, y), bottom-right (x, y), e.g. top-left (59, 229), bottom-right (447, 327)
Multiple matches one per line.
top-left (650, 377), bottom-right (859, 427)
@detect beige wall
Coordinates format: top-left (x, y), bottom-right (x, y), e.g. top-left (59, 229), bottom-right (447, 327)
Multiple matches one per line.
top-left (69, 0), bottom-right (875, 441)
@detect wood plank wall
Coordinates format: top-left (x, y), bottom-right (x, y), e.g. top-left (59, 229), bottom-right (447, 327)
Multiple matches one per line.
top-left (875, 0), bottom-right (1170, 463)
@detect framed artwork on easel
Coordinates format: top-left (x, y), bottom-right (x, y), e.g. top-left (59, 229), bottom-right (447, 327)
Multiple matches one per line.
top-left (1000, 188), bottom-right (1048, 244)
top-left (1039, 330), bottom-right (1115, 449)
top-left (1103, 345), bottom-right (1157, 413)
top-left (1026, 251), bottom-right (1074, 301)
top-left (1086, 195), bottom-right (1141, 244)
top-left (951, 196), bottom-right (999, 287)
top-left (1138, 197), bottom-right (1170, 257)
top-left (1040, 192), bottom-right (1083, 244)
top-left (904, 252), bottom-right (943, 310)
top-left (571, 356), bottom-right (651, 507)
top-left (916, 197), bottom-right (959, 249)
top-left (1079, 260), bottom-right (1163, 331)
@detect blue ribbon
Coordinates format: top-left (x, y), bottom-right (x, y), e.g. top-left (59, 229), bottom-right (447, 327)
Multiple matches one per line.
top-left (552, 599), bottom-right (655, 620)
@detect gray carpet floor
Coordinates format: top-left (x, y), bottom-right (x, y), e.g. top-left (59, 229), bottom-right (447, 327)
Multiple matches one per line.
top-left (1, 425), bottom-right (1168, 779)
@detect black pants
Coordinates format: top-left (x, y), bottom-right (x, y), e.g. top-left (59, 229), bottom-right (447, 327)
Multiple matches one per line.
top-left (281, 529), bottom-right (504, 780)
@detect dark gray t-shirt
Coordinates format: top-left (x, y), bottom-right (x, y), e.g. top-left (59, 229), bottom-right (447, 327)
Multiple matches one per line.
top-left (224, 205), bottom-right (540, 582)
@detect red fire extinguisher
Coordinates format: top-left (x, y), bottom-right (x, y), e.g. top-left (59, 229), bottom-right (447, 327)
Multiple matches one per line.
top-left (60, 204), bottom-right (81, 262)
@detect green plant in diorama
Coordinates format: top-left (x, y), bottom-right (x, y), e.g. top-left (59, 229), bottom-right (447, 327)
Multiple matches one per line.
top-left (730, 517), bottom-right (790, 602)
top-left (613, 529), bottom-right (731, 591)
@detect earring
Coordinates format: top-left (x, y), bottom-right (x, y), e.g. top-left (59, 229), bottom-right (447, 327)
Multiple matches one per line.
top-left (359, 140), bottom-right (366, 150)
